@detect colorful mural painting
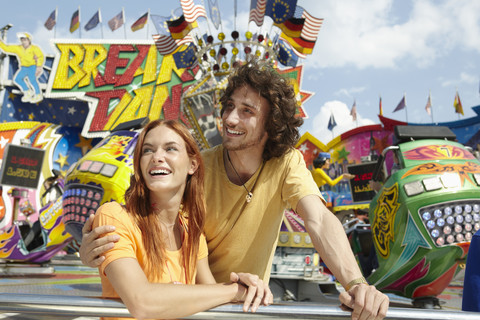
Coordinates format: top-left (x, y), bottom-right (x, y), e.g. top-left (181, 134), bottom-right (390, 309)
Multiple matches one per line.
top-left (0, 32), bottom-right (44, 103)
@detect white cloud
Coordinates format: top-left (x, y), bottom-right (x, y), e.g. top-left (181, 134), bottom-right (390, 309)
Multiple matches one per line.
top-left (301, 0), bottom-right (480, 70)
top-left (309, 100), bottom-right (375, 144)
top-left (334, 86), bottom-right (367, 99)
top-left (441, 72), bottom-right (478, 88)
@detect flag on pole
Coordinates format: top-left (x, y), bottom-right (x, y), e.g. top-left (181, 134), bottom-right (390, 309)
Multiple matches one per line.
top-left (180, 0), bottom-right (207, 23)
top-left (108, 11), bottom-right (124, 31)
top-left (350, 100), bottom-right (357, 121)
top-left (131, 12), bottom-right (149, 32)
top-left (278, 32), bottom-right (315, 55)
top-left (249, 0), bottom-right (267, 26)
top-left (44, 9), bottom-right (57, 30)
top-left (327, 113), bottom-right (337, 131)
top-left (393, 95), bottom-right (406, 112)
top-left (425, 93), bottom-right (432, 116)
top-left (454, 91), bottom-right (464, 115)
top-left (70, 9), bottom-right (80, 33)
top-left (379, 96), bottom-right (383, 116)
top-left (167, 15), bottom-right (197, 39)
top-left (277, 39), bottom-right (298, 67)
top-left (208, 0), bottom-right (221, 30)
top-left (152, 34), bottom-right (194, 55)
top-left (265, 0), bottom-right (297, 24)
top-left (150, 8), bottom-right (183, 36)
top-left (85, 10), bottom-right (101, 31)
top-left (173, 42), bottom-right (198, 69)
top-left (273, 17), bottom-right (304, 38)
top-left (278, 34), bottom-right (306, 58)
top-left (297, 6), bottom-right (323, 42)
top-left (150, 15), bottom-right (171, 35)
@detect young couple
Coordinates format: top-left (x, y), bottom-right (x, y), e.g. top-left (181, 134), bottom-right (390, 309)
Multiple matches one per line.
top-left (82, 59), bottom-right (389, 320)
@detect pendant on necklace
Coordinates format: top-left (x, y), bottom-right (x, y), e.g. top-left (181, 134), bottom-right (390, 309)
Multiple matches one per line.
top-left (246, 192), bottom-right (253, 203)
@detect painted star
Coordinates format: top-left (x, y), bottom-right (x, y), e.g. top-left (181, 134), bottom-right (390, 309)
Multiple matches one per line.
top-left (8, 92), bottom-right (16, 100)
top-left (298, 143), bottom-right (309, 154)
top-left (28, 113), bottom-right (35, 120)
top-left (0, 136), bottom-right (9, 149)
top-left (75, 135), bottom-right (94, 155)
top-left (68, 106), bottom-right (77, 115)
top-left (276, 65), bottom-right (313, 119)
top-left (337, 147), bottom-right (351, 162)
top-left (55, 153), bottom-right (69, 170)
top-left (373, 135), bottom-right (390, 155)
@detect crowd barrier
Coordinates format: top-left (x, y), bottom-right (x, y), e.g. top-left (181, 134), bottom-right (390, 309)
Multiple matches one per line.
top-left (0, 293), bottom-right (478, 319)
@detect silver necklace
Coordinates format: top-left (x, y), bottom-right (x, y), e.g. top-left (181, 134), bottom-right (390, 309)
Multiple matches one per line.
top-left (226, 150), bottom-right (265, 203)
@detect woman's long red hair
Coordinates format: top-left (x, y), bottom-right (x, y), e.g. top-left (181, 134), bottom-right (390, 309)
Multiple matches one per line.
top-left (124, 119), bottom-right (206, 283)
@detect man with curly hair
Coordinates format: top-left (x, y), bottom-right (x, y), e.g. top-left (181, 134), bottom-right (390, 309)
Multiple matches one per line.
top-left (80, 59), bottom-right (389, 319)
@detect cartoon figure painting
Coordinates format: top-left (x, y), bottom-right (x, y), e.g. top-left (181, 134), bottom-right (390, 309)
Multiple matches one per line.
top-left (0, 32), bottom-right (44, 103)
top-left (311, 152), bottom-right (355, 188)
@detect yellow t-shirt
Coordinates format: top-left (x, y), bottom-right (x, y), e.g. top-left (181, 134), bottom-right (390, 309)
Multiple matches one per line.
top-left (311, 167), bottom-right (345, 188)
top-left (202, 145), bottom-right (323, 283)
top-left (0, 42), bottom-right (44, 67)
top-left (93, 201), bottom-right (208, 298)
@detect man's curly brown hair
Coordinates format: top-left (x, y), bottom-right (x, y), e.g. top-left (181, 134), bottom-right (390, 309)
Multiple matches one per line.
top-left (219, 58), bottom-right (303, 161)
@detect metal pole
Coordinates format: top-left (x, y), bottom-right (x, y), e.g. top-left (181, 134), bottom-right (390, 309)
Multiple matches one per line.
top-left (0, 293), bottom-right (478, 320)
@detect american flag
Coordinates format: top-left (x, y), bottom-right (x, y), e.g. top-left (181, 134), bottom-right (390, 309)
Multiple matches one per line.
top-left (108, 10), bottom-right (124, 32)
top-left (180, 0), bottom-right (207, 23)
top-left (425, 93), bottom-right (432, 116)
top-left (44, 9), bottom-right (57, 31)
top-left (152, 34), bottom-right (194, 55)
top-left (300, 10), bottom-right (323, 42)
top-left (294, 6), bottom-right (323, 42)
top-left (249, 0), bottom-right (267, 27)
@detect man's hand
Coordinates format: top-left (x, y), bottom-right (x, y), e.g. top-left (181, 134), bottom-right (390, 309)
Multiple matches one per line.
top-left (79, 214), bottom-right (119, 267)
top-left (339, 283), bottom-right (389, 320)
top-left (230, 272), bottom-right (273, 312)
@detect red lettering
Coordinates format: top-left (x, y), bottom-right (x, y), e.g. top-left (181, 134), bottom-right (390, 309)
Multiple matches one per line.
top-left (116, 45), bottom-right (150, 87)
top-left (86, 89), bottom-right (127, 131)
top-left (162, 84), bottom-right (187, 120)
top-left (104, 45), bottom-right (135, 85)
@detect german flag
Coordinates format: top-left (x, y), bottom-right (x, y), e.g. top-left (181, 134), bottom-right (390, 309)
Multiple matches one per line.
top-left (273, 17), bottom-right (304, 38)
top-left (167, 15), bottom-right (198, 39)
top-left (131, 12), bottom-right (149, 32)
top-left (279, 31), bottom-right (316, 55)
top-left (70, 9), bottom-right (80, 33)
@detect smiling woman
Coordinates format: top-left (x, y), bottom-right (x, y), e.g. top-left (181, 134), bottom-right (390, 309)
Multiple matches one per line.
top-left (92, 119), bottom-right (272, 320)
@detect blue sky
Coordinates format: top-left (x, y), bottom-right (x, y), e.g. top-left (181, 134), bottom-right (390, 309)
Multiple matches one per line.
top-left (1, 0), bottom-right (479, 144)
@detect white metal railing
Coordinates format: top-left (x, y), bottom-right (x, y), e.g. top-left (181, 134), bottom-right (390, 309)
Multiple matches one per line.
top-left (0, 293), bottom-right (478, 319)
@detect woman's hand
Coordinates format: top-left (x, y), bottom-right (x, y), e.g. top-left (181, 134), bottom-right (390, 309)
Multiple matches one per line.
top-left (230, 272), bottom-right (273, 312)
top-left (79, 214), bottom-right (119, 267)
